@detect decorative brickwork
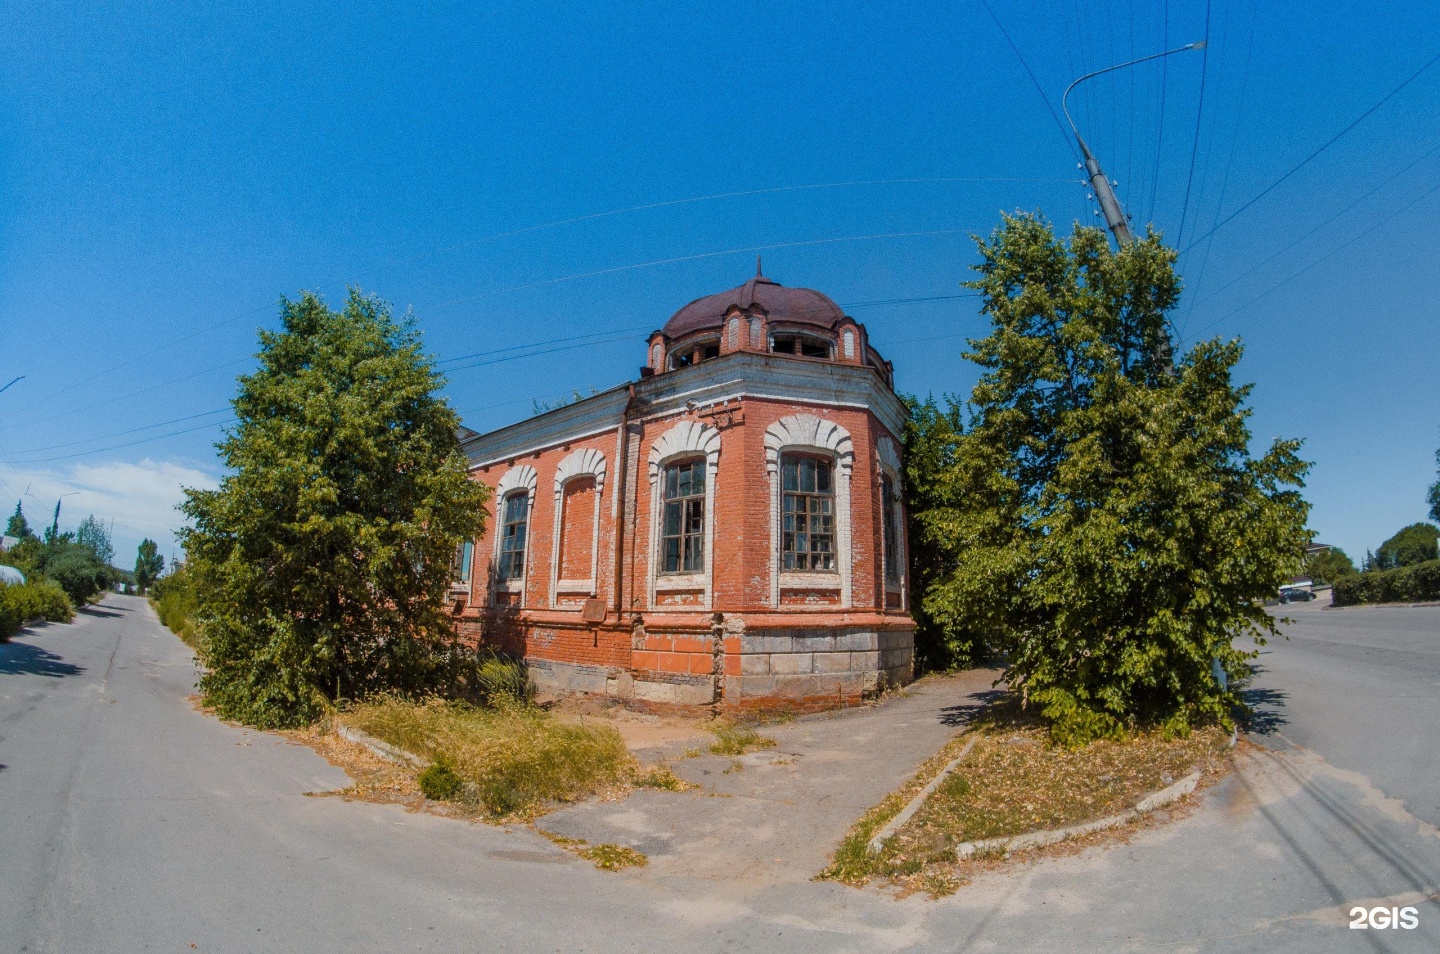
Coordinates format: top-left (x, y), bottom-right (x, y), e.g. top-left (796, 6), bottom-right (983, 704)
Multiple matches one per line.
top-left (454, 270), bottom-right (915, 711)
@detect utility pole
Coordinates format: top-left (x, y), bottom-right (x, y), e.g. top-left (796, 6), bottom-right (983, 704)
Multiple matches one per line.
top-left (1062, 42), bottom-right (1206, 246)
top-left (1062, 41), bottom-right (1205, 373)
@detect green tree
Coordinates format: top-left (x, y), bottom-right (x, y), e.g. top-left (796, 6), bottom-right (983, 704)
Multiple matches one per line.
top-left (901, 395), bottom-right (977, 669)
top-left (134, 538), bottom-right (165, 594)
top-left (1374, 522), bottom-right (1439, 570)
top-left (5, 501), bottom-right (33, 540)
top-left (1304, 547), bottom-right (1356, 584)
top-left (1428, 446), bottom-right (1439, 523)
top-left (76, 515), bottom-right (115, 567)
top-left (912, 213), bottom-right (1310, 742)
top-left (181, 289), bottom-right (489, 728)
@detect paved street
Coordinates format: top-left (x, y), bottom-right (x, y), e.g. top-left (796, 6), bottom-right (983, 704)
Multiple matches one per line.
top-left (2, 594), bottom-right (1437, 952)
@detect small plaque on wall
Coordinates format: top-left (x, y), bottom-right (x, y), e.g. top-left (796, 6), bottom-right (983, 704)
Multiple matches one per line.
top-left (581, 599), bottom-right (607, 624)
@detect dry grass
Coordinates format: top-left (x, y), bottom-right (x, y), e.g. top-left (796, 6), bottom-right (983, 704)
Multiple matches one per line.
top-left (707, 721), bottom-right (778, 756)
top-left (819, 696), bottom-right (1233, 895)
top-left (579, 843), bottom-right (649, 870)
top-left (337, 697), bottom-right (633, 820)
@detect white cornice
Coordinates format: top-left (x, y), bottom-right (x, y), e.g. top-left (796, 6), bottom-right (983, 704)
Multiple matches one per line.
top-left (461, 352), bottom-right (908, 469)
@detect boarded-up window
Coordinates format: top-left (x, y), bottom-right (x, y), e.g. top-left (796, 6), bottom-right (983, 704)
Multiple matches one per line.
top-left (843, 329), bottom-right (855, 358)
top-left (557, 476), bottom-right (597, 581)
top-left (728, 317), bottom-right (740, 350)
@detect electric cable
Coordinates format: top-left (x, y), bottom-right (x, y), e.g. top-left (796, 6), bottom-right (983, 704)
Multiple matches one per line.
top-left (1175, 0), bottom-right (1212, 249)
top-left (1180, 48), bottom-right (1440, 254)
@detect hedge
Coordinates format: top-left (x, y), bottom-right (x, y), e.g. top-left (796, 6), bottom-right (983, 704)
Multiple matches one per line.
top-left (1331, 559), bottom-right (1440, 606)
top-left (0, 581), bottom-right (76, 641)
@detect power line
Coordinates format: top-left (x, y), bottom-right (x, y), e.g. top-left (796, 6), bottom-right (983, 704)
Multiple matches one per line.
top-left (977, 0), bottom-right (1082, 164)
top-left (1147, 0), bottom-right (1170, 225)
top-left (425, 229), bottom-right (978, 312)
top-left (0, 176), bottom-right (1065, 426)
top-left (1189, 177), bottom-right (1440, 338)
top-left (5, 291), bottom-right (984, 463)
top-left (10, 407), bottom-right (233, 455)
top-left (1175, 0), bottom-right (1212, 249)
top-left (1181, 48), bottom-right (1440, 255)
top-left (1190, 138), bottom-right (1440, 311)
top-left (13, 418), bottom-right (238, 465)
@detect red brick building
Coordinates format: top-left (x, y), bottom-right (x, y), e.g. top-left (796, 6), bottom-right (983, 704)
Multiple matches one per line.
top-left (452, 266), bottom-right (915, 711)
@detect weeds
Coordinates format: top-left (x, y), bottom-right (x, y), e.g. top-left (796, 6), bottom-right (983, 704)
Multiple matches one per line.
top-left (707, 722), bottom-right (777, 756)
top-left (632, 764), bottom-right (691, 791)
top-left (340, 696), bottom-right (632, 819)
top-left (579, 843), bottom-right (648, 870)
top-left (819, 695), bottom-right (1232, 893)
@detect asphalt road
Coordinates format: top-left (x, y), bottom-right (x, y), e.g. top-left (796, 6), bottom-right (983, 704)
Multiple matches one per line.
top-left (1, 593), bottom-right (1437, 953)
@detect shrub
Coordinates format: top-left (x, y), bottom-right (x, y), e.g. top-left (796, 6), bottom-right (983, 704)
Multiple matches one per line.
top-left (1333, 559), bottom-right (1440, 606)
top-left (0, 581), bottom-right (74, 640)
top-left (417, 758), bottom-right (464, 801)
top-left (151, 567), bottom-right (201, 651)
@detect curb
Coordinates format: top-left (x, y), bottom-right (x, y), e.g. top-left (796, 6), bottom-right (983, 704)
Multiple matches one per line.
top-left (954, 769), bottom-right (1202, 860)
top-left (335, 724), bottom-right (430, 769)
top-left (868, 736), bottom-right (979, 853)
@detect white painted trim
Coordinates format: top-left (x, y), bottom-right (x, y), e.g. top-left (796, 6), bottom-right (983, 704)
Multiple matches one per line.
top-left (646, 420), bottom-right (722, 611)
top-left (490, 465), bottom-right (537, 607)
top-left (653, 573), bottom-right (705, 591)
top-left (462, 352), bottom-right (907, 468)
top-left (765, 414), bottom-right (855, 609)
top-left (549, 449), bottom-right (607, 608)
top-left (778, 572), bottom-right (842, 590)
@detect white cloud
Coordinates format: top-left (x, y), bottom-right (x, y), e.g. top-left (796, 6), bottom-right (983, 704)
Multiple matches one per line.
top-left (1, 457), bottom-right (219, 565)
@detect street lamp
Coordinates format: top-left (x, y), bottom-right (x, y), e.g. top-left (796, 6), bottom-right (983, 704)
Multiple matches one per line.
top-left (1062, 41), bottom-right (1206, 245)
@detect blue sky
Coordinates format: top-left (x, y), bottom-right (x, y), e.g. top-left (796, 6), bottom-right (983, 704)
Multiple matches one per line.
top-left (2, 0), bottom-right (1437, 566)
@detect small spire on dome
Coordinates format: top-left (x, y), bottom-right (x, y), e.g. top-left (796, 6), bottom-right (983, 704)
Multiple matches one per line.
top-left (756, 255), bottom-right (763, 278)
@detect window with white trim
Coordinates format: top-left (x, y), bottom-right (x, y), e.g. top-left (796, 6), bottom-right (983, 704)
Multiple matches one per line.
top-left (660, 459), bottom-right (706, 573)
top-left (496, 492), bottom-right (529, 581)
top-left (781, 455), bottom-right (835, 571)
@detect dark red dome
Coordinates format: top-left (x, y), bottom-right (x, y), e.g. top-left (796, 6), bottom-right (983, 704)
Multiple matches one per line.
top-left (662, 269), bottom-right (846, 339)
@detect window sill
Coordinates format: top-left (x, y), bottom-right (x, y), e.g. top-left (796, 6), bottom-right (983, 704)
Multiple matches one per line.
top-left (555, 579), bottom-right (597, 594)
top-left (494, 580), bottom-right (524, 593)
top-left (655, 573), bottom-right (706, 591)
top-left (779, 572), bottom-right (841, 590)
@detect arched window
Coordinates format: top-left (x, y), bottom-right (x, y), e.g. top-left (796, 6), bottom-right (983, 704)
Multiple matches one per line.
top-left (842, 329), bottom-right (856, 359)
top-left (781, 455), bottom-right (835, 570)
top-left (496, 492), bottom-right (529, 581)
top-left (749, 317), bottom-right (762, 347)
top-left (882, 474), bottom-right (900, 585)
top-left (661, 459), bottom-right (706, 573)
top-left (727, 317), bottom-right (740, 350)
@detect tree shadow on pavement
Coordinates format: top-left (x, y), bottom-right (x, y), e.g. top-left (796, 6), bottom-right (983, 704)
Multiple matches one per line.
top-left (78, 604), bottom-right (127, 619)
top-left (938, 689), bottom-right (1008, 726)
top-left (0, 642), bottom-right (86, 678)
top-left (1238, 664), bottom-right (1289, 735)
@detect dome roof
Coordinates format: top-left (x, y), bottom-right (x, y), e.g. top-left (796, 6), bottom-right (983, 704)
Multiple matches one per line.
top-left (663, 264), bottom-right (847, 339)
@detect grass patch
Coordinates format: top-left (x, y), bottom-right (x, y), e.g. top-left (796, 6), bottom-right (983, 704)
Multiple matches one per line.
top-left (632, 763), bottom-right (692, 791)
top-left (707, 721), bottom-right (777, 756)
top-left (579, 843), bottom-right (648, 870)
top-left (338, 696), bottom-right (633, 820)
top-left (819, 695), bottom-right (1232, 894)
